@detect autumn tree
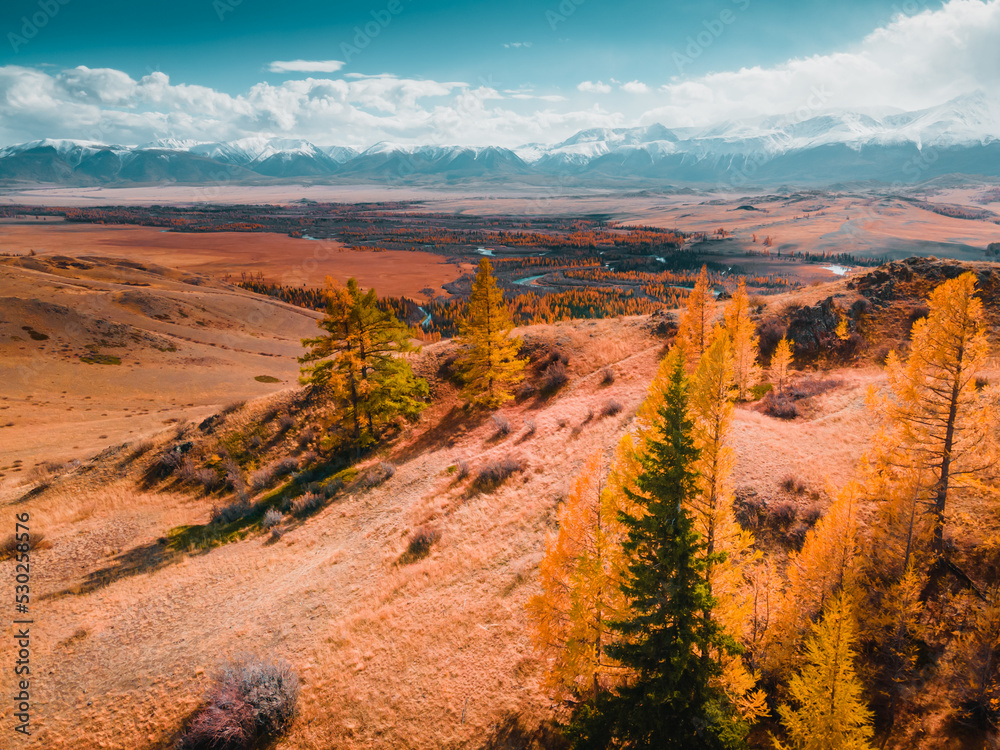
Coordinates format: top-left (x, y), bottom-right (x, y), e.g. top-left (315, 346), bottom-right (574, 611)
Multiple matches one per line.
top-left (775, 591), bottom-right (875, 750)
top-left (724, 280), bottom-right (763, 401)
top-left (871, 272), bottom-right (997, 564)
top-left (527, 452), bottom-right (626, 701)
top-left (677, 265), bottom-right (717, 363)
top-left (300, 277), bottom-right (428, 446)
top-left (569, 352), bottom-right (746, 749)
top-left (455, 259), bottom-right (527, 408)
top-left (690, 327), bottom-right (767, 721)
top-left (770, 336), bottom-right (794, 395)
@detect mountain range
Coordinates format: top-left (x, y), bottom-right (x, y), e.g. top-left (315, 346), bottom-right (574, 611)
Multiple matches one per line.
top-left (2, 93), bottom-right (999, 187)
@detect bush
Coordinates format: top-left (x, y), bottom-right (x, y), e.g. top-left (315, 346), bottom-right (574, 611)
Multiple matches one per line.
top-left (539, 361), bottom-right (569, 394)
top-left (600, 366), bottom-right (616, 385)
top-left (361, 461), bottom-right (396, 488)
top-left (290, 492), bottom-right (323, 518)
top-left (178, 655), bottom-right (299, 750)
top-left (761, 392), bottom-right (798, 419)
top-left (147, 450), bottom-right (182, 480)
top-left (601, 399), bottom-right (624, 417)
top-left (523, 418), bottom-right (537, 436)
top-left (249, 458), bottom-right (298, 492)
top-left (768, 500), bottom-right (798, 531)
top-left (400, 526), bottom-right (441, 564)
top-left (221, 400), bottom-right (245, 416)
top-left (277, 414), bottom-right (295, 432)
top-left (454, 458), bottom-right (470, 480)
top-left (491, 413), bottom-right (511, 436)
top-left (195, 468), bottom-right (222, 492)
top-left (262, 508), bottom-right (283, 530)
top-left (781, 475), bottom-right (806, 494)
top-left (211, 497), bottom-right (253, 525)
top-left (473, 458), bottom-right (524, 492)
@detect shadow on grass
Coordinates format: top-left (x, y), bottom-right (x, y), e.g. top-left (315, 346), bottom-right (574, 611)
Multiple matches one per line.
top-left (45, 539), bottom-right (183, 599)
top-left (477, 712), bottom-right (568, 750)
top-left (393, 405), bottom-right (489, 463)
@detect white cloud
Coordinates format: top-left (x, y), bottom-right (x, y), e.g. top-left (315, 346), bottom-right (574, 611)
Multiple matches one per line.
top-left (642, 0), bottom-right (1000, 126)
top-left (1, 1), bottom-right (998, 149)
top-left (577, 80), bottom-right (612, 94)
top-left (268, 60), bottom-right (345, 74)
top-left (503, 42), bottom-right (533, 48)
top-left (621, 80), bottom-right (649, 94)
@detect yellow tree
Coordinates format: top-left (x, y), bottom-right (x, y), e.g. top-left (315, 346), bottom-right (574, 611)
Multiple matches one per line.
top-left (455, 259), bottom-right (527, 409)
top-left (527, 452), bottom-right (625, 700)
top-left (724, 280), bottom-right (763, 401)
top-left (690, 327), bottom-right (768, 721)
top-left (677, 265), bottom-right (716, 362)
top-left (871, 272), bottom-right (997, 563)
top-left (776, 592), bottom-right (876, 750)
top-left (770, 335), bottom-right (794, 395)
top-left (764, 482), bottom-right (866, 679)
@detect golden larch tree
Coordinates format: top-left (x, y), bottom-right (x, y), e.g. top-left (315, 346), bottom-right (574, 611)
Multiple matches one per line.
top-left (455, 259), bottom-right (527, 409)
top-left (776, 591), bottom-right (876, 750)
top-left (689, 327), bottom-right (768, 722)
top-left (527, 452), bottom-right (626, 700)
top-left (724, 280), bottom-right (763, 401)
top-left (770, 335), bottom-right (794, 395)
top-left (677, 265), bottom-right (716, 362)
top-left (871, 272), bottom-right (997, 562)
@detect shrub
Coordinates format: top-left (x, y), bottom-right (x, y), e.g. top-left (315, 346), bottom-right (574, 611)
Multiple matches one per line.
top-left (491, 413), bottom-right (512, 437)
top-left (455, 458), bottom-right (470, 480)
top-left (196, 468), bottom-right (222, 492)
top-left (277, 414), bottom-right (295, 433)
top-left (474, 458), bottom-right (524, 492)
top-left (296, 426), bottom-right (316, 449)
top-left (601, 399), bottom-right (624, 417)
top-left (262, 508), bottom-right (283, 530)
top-left (361, 461), bottom-right (396, 488)
top-left (761, 392), bottom-right (798, 419)
top-left (523, 418), bottom-right (537, 436)
top-left (759, 318), bottom-right (787, 358)
top-left (128, 439), bottom-right (155, 461)
top-left (221, 400), bottom-right (245, 416)
top-left (781, 475), bottom-right (806, 494)
top-left (600, 365), bottom-right (616, 385)
top-left (768, 500), bottom-right (799, 531)
top-left (732, 490), bottom-right (768, 530)
top-left (539, 361), bottom-right (569, 394)
top-left (147, 450), bottom-right (183, 480)
top-left (291, 492), bottom-right (323, 518)
top-left (178, 655), bottom-right (299, 750)
top-left (211, 497), bottom-right (253, 525)
top-left (399, 526), bottom-right (441, 564)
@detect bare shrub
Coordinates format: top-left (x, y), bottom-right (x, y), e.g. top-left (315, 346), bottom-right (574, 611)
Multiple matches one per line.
top-left (291, 492), bottom-right (323, 518)
top-left (768, 501), bottom-right (799, 531)
top-left (211, 496), bottom-right (253, 525)
top-left (539, 361), bottom-right (569, 394)
top-left (128, 439), bottom-right (155, 461)
top-left (249, 458), bottom-right (298, 492)
top-left (399, 526), bottom-right (441, 564)
top-left (474, 458), bottom-right (524, 492)
top-left (277, 414), bottom-right (295, 432)
top-left (296, 426), bottom-right (316, 449)
top-left (780, 475), bottom-right (807, 495)
top-left (491, 413), bottom-right (511, 437)
top-left (601, 399), bottom-right (624, 417)
top-left (221, 400), bottom-right (245, 416)
top-left (600, 365), bottom-right (616, 385)
top-left (262, 508), bottom-right (283, 530)
top-left (146, 450), bottom-right (182, 480)
top-left (760, 392), bottom-right (798, 420)
top-left (178, 655), bottom-right (299, 750)
top-left (195, 468), bottom-right (221, 492)
top-left (523, 418), bottom-right (537, 436)
top-left (759, 318), bottom-right (787, 358)
top-left (361, 462), bottom-right (396, 488)
top-left (455, 459), bottom-right (470, 480)
top-left (297, 451), bottom-right (318, 469)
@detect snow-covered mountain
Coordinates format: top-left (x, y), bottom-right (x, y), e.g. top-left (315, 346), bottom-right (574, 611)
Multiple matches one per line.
top-left (2, 93), bottom-right (998, 186)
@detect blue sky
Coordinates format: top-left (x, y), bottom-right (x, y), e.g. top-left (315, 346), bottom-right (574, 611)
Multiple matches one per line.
top-left (0, 0), bottom-right (996, 148)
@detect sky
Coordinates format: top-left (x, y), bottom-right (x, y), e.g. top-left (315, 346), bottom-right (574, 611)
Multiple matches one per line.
top-left (0, 0), bottom-right (997, 148)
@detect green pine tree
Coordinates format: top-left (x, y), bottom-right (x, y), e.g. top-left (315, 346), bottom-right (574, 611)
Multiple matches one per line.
top-left (569, 349), bottom-right (747, 750)
top-left (300, 277), bottom-right (428, 446)
top-left (455, 259), bottom-right (527, 408)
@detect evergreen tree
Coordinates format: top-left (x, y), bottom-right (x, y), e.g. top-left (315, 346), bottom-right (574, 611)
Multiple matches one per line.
top-left (677, 265), bottom-right (716, 363)
top-left (775, 592), bottom-right (875, 750)
top-left (724, 280), bottom-right (763, 401)
top-left (300, 277), bottom-right (428, 446)
top-left (770, 336), bottom-right (794, 395)
top-left (570, 350), bottom-right (746, 749)
top-left (455, 259), bottom-right (527, 408)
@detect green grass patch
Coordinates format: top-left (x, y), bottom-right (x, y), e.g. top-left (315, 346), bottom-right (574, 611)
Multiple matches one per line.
top-left (80, 353), bottom-right (122, 365)
top-left (254, 375), bottom-right (281, 383)
top-left (749, 382), bottom-right (773, 400)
